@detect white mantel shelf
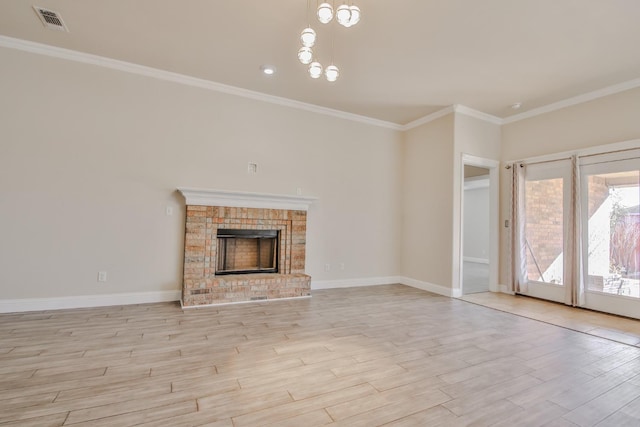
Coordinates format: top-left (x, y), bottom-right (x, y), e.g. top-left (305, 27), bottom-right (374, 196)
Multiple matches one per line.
top-left (177, 188), bottom-right (317, 211)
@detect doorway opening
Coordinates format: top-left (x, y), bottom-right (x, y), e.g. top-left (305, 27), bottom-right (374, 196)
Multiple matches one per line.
top-left (463, 166), bottom-right (490, 294)
top-left (459, 154), bottom-right (499, 296)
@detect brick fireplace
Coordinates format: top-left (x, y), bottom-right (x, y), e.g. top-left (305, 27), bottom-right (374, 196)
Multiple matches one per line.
top-left (178, 188), bottom-right (316, 307)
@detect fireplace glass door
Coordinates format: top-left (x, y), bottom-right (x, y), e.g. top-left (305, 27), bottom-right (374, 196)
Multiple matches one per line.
top-left (216, 229), bottom-right (279, 275)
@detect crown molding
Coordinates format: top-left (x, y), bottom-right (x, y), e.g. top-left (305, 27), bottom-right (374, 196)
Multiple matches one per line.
top-left (0, 36), bottom-right (402, 131)
top-left (453, 104), bottom-right (503, 125)
top-left (4, 35), bottom-right (640, 131)
top-left (401, 106), bottom-right (456, 131)
top-left (502, 78), bottom-right (640, 125)
top-left (401, 104), bottom-right (503, 131)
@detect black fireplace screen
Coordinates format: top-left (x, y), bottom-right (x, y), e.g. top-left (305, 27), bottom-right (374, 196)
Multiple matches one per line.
top-left (215, 229), bottom-right (279, 275)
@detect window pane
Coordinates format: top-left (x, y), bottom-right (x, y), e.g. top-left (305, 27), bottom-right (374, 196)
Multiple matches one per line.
top-left (586, 171), bottom-right (640, 298)
top-left (525, 178), bottom-right (564, 285)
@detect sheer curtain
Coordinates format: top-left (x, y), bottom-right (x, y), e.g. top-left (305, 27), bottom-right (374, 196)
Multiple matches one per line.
top-left (509, 163), bottom-right (528, 293)
top-left (566, 155), bottom-right (585, 306)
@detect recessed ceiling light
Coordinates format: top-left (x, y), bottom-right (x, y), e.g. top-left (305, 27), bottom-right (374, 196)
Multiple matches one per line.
top-left (260, 65), bottom-right (276, 76)
top-left (511, 102), bottom-right (522, 110)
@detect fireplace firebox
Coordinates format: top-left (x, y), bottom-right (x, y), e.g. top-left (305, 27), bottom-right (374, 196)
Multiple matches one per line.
top-left (216, 229), bottom-right (279, 275)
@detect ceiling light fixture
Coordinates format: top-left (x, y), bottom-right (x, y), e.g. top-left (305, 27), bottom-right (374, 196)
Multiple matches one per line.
top-left (317, 2), bottom-right (334, 24)
top-left (336, 3), bottom-right (360, 27)
top-left (325, 65), bottom-right (339, 82)
top-left (324, 23), bottom-right (339, 83)
top-left (300, 27), bottom-right (316, 47)
top-left (298, 46), bottom-right (313, 64)
top-left (309, 61), bottom-right (323, 79)
top-left (511, 102), bottom-right (522, 110)
top-left (260, 65), bottom-right (276, 75)
top-left (298, 0), bottom-right (360, 82)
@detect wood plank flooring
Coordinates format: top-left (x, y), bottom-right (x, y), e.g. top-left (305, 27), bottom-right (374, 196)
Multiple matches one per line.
top-left (462, 292), bottom-right (640, 347)
top-left (1, 284), bottom-right (640, 426)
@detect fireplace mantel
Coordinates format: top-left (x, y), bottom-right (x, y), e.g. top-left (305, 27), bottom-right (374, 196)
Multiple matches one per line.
top-left (177, 188), bottom-right (317, 211)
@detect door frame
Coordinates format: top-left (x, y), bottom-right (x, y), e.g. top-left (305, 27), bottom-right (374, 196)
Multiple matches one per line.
top-left (580, 155), bottom-right (640, 319)
top-left (457, 154), bottom-right (500, 295)
top-left (518, 159), bottom-right (572, 304)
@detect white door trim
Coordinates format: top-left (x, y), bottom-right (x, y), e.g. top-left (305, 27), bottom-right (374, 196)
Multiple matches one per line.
top-left (458, 154), bottom-right (500, 295)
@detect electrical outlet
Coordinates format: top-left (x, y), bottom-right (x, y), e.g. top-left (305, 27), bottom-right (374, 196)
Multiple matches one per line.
top-left (339, 263), bottom-right (345, 271)
top-left (324, 263), bottom-right (331, 272)
top-left (248, 162), bottom-right (258, 174)
top-left (97, 271), bottom-right (107, 282)
top-left (165, 206), bottom-right (173, 216)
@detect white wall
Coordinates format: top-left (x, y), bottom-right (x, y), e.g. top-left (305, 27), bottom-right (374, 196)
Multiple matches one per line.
top-left (499, 88), bottom-right (640, 286)
top-left (463, 184), bottom-right (490, 262)
top-left (502, 88), bottom-right (640, 161)
top-left (400, 114), bottom-right (455, 289)
top-left (6, 42), bottom-right (638, 306)
top-left (0, 46), bottom-right (402, 301)
top-left (399, 112), bottom-right (501, 294)
top-left (453, 114), bottom-right (501, 291)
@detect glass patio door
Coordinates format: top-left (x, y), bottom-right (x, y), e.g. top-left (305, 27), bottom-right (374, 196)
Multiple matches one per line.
top-left (519, 160), bottom-right (571, 304)
top-left (581, 154), bottom-right (640, 319)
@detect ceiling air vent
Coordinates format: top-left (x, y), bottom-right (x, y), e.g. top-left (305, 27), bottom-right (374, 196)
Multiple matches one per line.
top-left (33, 6), bottom-right (68, 32)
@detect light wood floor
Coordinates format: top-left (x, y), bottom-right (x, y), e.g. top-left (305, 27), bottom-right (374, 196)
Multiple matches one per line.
top-left (2, 284), bottom-right (640, 426)
top-left (462, 292), bottom-right (640, 347)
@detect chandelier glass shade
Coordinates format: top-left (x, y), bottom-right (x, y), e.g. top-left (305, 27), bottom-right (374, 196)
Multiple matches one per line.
top-left (324, 64), bottom-right (339, 82)
top-left (345, 5), bottom-right (360, 27)
top-left (300, 27), bottom-right (316, 47)
top-left (317, 2), bottom-right (333, 24)
top-left (335, 3), bottom-right (360, 27)
top-left (336, 4), bottom-right (350, 25)
top-left (298, 46), bottom-right (313, 65)
top-left (309, 61), bottom-right (323, 79)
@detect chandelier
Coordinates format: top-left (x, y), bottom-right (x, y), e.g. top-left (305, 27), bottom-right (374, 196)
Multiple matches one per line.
top-left (298, 1), bottom-right (361, 82)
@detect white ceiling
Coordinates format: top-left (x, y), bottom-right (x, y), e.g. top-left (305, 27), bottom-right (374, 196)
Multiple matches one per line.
top-left (2, 0), bottom-right (640, 125)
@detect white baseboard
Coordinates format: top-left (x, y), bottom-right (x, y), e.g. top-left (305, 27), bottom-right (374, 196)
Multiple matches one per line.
top-left (1, 275), bottom-right (468, 313)
top-left (0, 290), bottom-right (181, 314)
top-left (463, 257), bottom-right (490, 264)
top-left (312, 276), bottom-right (461, 298)
top-left (398, 276), bottom-right (461, 298)
top-left (312, 276), bottom-right (401, 290)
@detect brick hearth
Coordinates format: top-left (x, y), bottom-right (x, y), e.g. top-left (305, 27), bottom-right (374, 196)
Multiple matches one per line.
top-left (178, 189), bottom-right (315, 307)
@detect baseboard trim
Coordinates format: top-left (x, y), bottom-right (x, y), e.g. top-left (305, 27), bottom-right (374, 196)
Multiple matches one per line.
top-left (0, 290), bottom-right (181, 314)
top-left (312, 276), bottom-right (401, 290)
top-left (1, 276), bottom-right (467, 313)
top-left (399, 276), bottom-right (460, 298)
top-left (312, 276), bottom-right (460, 298)
top-left (463, 257), bottom-right (490, 264)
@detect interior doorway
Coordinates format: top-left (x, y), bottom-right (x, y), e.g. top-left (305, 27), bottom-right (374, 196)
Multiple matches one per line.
top-left (463, 166), bottom-right (490, 294)
top-left (459, 154), bottom-right (500, 296)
